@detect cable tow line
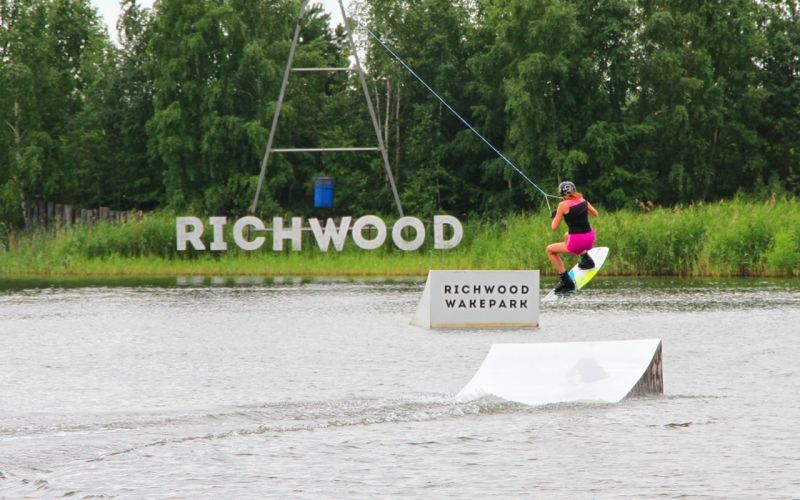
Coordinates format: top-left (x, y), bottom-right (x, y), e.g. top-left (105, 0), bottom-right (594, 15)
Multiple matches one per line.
top-left (353, 18), bottom-right (561, 212)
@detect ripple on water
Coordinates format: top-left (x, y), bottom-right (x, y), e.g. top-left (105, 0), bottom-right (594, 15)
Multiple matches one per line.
top-left (0, 277), bottom-right (798, 498)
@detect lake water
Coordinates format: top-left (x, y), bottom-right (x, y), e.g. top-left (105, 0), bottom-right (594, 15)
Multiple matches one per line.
top-left (1, 276), bottom-right (798, 498)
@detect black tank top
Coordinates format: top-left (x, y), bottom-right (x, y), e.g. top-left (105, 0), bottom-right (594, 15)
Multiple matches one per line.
top-left (564, 200), bottom-right (591, 234)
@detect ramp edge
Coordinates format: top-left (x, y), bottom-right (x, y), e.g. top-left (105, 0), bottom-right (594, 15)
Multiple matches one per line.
top-left (625, 340), bottom-right (664, 398)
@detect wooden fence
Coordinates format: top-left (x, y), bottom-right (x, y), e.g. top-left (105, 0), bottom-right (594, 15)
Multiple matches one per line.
top-left (25, 201), bottom-right (144, 229)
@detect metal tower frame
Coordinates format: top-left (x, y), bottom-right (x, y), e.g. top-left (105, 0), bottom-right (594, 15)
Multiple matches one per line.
top-left (250, 0), bottom-right (404, 217)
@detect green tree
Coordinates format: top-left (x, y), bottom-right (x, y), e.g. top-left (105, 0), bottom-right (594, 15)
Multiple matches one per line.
top-left (474, 0), bottom-right (646, 209)
top-left (359, 0), bottom-right (485, 217)
top-left (633, 0), bottom-right (768, 203)
top-left (146, 0), bottom-right (348, 214)
top-left (760, 0), bottom-right (800, 195)
top-left (0, 0), bottom-right (111, 226)
top-left (98, 0), bottom-right (161, 209)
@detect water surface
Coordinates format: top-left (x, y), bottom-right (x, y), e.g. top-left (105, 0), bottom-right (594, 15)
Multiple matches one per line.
top-left (1, 277), bottom-right (798, 498)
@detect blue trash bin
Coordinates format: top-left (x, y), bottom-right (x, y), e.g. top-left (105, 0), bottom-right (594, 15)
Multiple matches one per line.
top-left (314, 177), bottom-right (334, 208)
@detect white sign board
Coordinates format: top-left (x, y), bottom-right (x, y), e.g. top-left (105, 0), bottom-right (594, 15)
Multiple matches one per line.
top-left (456, 339), bottom-right (663, 406)
top-left (411, 270), bottom-right (539, 328)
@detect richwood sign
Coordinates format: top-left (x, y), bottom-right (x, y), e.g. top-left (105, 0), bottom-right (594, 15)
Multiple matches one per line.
top-left (442, 283), bottom-right (532, 310)
top-left (176, 215), bottom-right (463, 252)
top-left (411, 270), bottom-right (540, 328)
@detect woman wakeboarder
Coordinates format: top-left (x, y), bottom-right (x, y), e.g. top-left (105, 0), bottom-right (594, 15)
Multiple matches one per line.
top-left (546, 181), bottom-right (599, 294)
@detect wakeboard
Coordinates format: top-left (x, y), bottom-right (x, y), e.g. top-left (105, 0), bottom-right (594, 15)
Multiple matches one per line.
top-left (542, 246), bottom-right (609, 302)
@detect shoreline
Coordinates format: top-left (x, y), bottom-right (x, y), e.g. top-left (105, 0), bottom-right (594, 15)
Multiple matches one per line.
top-left (1, 261), bottom-right (798, 279)
top-left (2, 199), bottom-right (799, 279)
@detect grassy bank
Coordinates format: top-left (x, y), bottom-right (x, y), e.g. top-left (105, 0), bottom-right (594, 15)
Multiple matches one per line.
top-left (1, 198), bottom-right (799, 278)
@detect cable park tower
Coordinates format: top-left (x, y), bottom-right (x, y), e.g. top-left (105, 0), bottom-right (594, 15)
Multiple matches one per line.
top-left (250, 0), bottom-right (404, 217)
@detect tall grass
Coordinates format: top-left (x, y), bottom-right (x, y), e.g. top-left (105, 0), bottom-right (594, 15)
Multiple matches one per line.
top-left (1, 199), bottom-right (798, 277)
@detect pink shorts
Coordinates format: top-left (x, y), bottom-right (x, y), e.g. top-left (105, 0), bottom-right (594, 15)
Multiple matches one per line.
top-left (566, 230), bottom-right (595, 255)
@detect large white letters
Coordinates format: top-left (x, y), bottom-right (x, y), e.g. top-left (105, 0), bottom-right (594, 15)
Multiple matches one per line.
top-left (176, 217), bottom-right (205, 251)
top-left (208, 217), bottom-right (228, 251)
top-left (351, 215), bottom-right (387, 251)
top-left (272, 217), bottom-right (303, 251)
top-left (233, 216), bottom-right (266, 251)
top-left (392, 217), bottom-right (426, 251)
top-left (433, 215), bottom-right (463, 250)
top-left (176, 215), bottom-right (464, 252)
top-left (309, 217), bottom-right (352, 251)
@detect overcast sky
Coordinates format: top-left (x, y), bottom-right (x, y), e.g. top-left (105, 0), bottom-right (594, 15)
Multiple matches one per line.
top-left (91, 0), bottom-right (349, 41)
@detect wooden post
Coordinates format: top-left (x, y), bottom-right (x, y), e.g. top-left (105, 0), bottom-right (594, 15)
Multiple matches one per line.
top-left (54, 204), bottom-right (62, 228)
top-left (627, 342), bottom-right (664, 397)
top-left (38, 201), bottom-right (46, 227)
top-left (99, 206), bottom-right (109, 222)
top-left (47, 202), bottom-right (54, 228)
top-left (64, 205), bottom-right (73, 227)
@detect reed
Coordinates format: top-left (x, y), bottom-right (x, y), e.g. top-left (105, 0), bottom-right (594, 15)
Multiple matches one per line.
top-left (1, 199), bottom-right (798, 277)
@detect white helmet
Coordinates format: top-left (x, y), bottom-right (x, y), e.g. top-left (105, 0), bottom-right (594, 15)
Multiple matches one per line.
top-left (558, 181), bottom-right (576, 196)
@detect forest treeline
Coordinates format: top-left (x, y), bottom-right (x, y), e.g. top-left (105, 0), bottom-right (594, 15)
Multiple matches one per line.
top-left (1, 0), bottom-right (798, 229)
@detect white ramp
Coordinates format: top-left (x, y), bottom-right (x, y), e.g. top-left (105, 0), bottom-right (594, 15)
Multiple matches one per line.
top-left (456, 339), bottom-right (663, 406)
